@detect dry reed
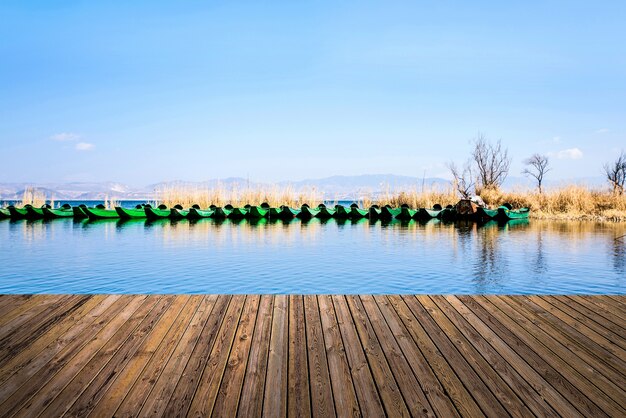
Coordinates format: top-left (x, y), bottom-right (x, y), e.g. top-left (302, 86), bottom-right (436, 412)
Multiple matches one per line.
top-left (19, 187), bottom-right (47, 207)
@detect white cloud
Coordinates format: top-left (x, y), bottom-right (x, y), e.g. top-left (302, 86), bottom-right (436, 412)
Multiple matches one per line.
top-left (50, 132), bottom-right (80, 141)
top-left (595, 128), bottom-right (610, 134)
top-left (75, 142), bottom-right (95, 151)
top-left (555, 148), bottom-right (583, 160)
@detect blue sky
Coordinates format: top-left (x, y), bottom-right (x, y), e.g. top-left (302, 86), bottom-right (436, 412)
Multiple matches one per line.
top-left (1, 1), bottom-right (624, 186)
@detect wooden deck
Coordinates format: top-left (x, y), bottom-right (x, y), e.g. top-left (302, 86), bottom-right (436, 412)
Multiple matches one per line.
top-left (0, 295), bottom-right (624, 417)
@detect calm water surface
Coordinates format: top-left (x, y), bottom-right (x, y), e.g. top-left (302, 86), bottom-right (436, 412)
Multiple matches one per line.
top-left (0, 218), bottom-right (624, 294)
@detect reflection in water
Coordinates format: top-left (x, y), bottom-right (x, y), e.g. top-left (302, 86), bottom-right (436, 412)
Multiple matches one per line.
top-left (0, 218), bottom-right (624, 294)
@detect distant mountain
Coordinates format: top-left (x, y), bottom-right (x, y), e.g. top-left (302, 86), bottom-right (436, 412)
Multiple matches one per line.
top-left (0, 174), bottom-right (609, 200)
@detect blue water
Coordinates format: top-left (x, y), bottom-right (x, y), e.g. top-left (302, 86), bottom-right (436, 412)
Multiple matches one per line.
top-left (0, 217), bottom-right (624, 294)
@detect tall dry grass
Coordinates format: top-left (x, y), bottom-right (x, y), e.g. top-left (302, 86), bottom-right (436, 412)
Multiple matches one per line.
top-left (19, 187), bottom-right (47, 207)
top-left (155, 183), bottom-right (322, 208)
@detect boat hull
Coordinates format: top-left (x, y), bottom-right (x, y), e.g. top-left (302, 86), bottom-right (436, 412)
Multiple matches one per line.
top-left (43, 207), bottom-right (74, 218)
top-left (497, 207), bottom-right (530, 220)
top-left (115, 207), bottom-right (147, 219)
top-left (188, 208), bottom-right (214, 219)
top-left (82, 207), bottom-right (120, 220)
top-left (144, 207), bottom-right (170, 219)
top-left (0, 208), bottom-right (10, 219)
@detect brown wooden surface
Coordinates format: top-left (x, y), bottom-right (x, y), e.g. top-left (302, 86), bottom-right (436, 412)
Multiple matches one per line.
top-left (0, 295), bottom-right (624, 417)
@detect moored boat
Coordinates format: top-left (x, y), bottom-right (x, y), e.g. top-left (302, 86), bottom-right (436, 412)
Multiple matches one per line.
top-left (279, 206), bottom-right (300, 219)
top-left (25, 204), bottom-right (51, 219)
top-left (213, 204), bottom-right (234, 219)
top-left (497, 206), bottom-right (530, 220)
top-left (72, 205), bottom-right (88, 218)
top-left (317, 203), bottom-right (336, 218)
top-left (380, 205), bottom-right (401, 220)
top-left (170, 204), bottom-right (198, 219)
top-left (477, 203), bottom-right (511, 220)
top-left (298, 204), bottom-right (320, 219)
top-left (188, 205), bottom-right (215, 219)
top-left (349, 203), bottom-right (368, 219)
top-left (0, 207), bottom-right (10, 219)
top-left (418, 204), bottom-right (446, 219)
top-left (8, 205), bottom-right (31, 219)
top-left (368, 205), bottom-right (381, 219)
top-left (116, 204), bottom-right (149, 219)
top-left (334, 204), bottom-right (350, 219)
top-left (396, 204), bottom-right (418, 220)
top-left (82, 204), bottom-right (120, 220)
top-left (43, 204), bottom-right (74, 219)
top-left (145, 204), bottom-right (170, 220)
top-left (229, 206), bottom-right (249, 219)
top-left (248, 202), bottom-right (271, 218)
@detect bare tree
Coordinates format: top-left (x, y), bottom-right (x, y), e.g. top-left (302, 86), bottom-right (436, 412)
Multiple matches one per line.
top-left (522, 154), bottom-right (551, 193)
top-left (604, 151), bottom-right (626, 194)
top-left (448, 161), bottom-right (474, 198)
top-left (471, 133), bottom-right (511, 191)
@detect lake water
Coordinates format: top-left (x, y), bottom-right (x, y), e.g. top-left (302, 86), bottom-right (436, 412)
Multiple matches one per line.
top-left (0, 217), bottom-right (624, 294)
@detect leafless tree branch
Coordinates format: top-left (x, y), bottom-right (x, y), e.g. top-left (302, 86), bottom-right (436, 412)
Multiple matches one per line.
top-left (522, 153), bottom-right (551, 193)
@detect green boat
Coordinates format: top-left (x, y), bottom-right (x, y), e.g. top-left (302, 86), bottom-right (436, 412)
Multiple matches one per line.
top-left (396, 204), bottom-right (418, 220)
top-left (380, 205), bottom-right (401, 220)
top-left (317, 203), bottom-right (336, 218)
top-left (497, 206), bottom-right (530, 220)
top-left (229, 206), bottom-right (249, 219)
top-left (298, 204), bottom-right (320, 219)
top-left (115, 204), bottom-right (149, 219)
top-left (188, 205), bottom-right (215, 219)
top-left (349, 203), bottom-right (368, 219)
top-left (0, 207), bottom-right (10, 219)
top-left (368, 205), bottom-right (381, 219)
top-left (248, 202), bottom-right (271, 218)
top-left (145, 204), bottom-right (170, 220)
top-left (72, 205), bottom-right (88, 218)
top-left (170, 204), bottom-right (200, 219)
top-left (418, 204), bottom-right (446, 219)
top-left (213, 204), bottom-right (234, 219)
top-left (82, 204), bottom-right (120, 220)
top-left (25, 204), bottom-right (51, 219)
top-left (477, 203), bottom-right (511, 220)
top-left (279, 206), bottom-right (300, 219)
top-left (42, 204), bottom-right (74, 219)
top-left (334, 204), bottom-right (350, 219)
top-left (8, 205), bottom-right (31, 219)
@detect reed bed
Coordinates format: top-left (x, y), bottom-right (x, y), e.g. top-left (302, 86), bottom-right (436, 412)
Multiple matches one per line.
top-left (19, 187), bottom-right (48, 207)
top-left (155, 183), bottom-right (626, 221)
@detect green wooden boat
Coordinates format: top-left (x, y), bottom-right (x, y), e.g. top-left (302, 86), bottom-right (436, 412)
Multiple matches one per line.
top-left (497, 206), bottom-right (530, 220)
top-left (170, 204), bottom-right (199, 219)
top-left (72, 205), bottom-right (88, 218)
top-left (25, 204), bottom-right (51, 219)
top-left (396, 204), bottom-right (418, 220)
top-left (43, 204), bottom-right (74, 219)
top-left (380, 205), bottom-right (401, 220)
top-left (213, 205), bottom-right (234, 219)
top-left (145, 204), bottom-right (170, 220)
top-left (477, 203), bottom-right (511, 220)
top-left (82, 204), bottom-right (120, 220)
top-left (0, 207), bottom-right (10, 219)
top-left (188, 206), bottom-right (215, 219)
top-left (317, 204), bottom-right (336, 218)
top-left (298, 204), bottom-right (320, 219)
top-left (249, 202), bottom-right (271, 219)
top-left (334, 204), bottom-right (350, 219)
top-left (229, 206), bottom-right (249, 219)
top-left (8, 205), bottom-right (31, 219)
top-left (418, 204), bottom-right (445, 219)
top-left (368, 205), bottom-right (381, 219)
top-left (116, 204), bottom-right (148, 219)
top-left (349, 203), bottom-right (368, 219)
top-left (279, 206), bottom-right (300, 219)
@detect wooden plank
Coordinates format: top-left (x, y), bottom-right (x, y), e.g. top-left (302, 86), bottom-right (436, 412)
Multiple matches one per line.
top-left (534, 296), bottom-right (626, 355)
top-left (437, 295), bottom-right (573, 417)
top-left (138, 295), bottom-right (216, 417)
top-left (35, 296), bottom-right (164, 417)
top-left (485, 296), bottom-right (626, 413)
top-left (331, 295), bottom-right (385, 417)
top-left (564, 296), bottom-right (626, 331)
top-left (64, 295), bottom-right (175, 417)
top-left (554, 296), bottom-right (626, 348)
top-left (0, 295), bottom-right (32, 318)
top-left (581, 295), bottom-right (626, 320)
top-left (88, 295), bottom-right (190, 416)
top-left (9, 295), bottom-right (150, 417)
top-left (262, 294), bottom-right (289, 418)
top-left (504, 296), bottom-right (626, 387)
top-left (356, 295), bottom-right (436, 417)
top-left (0, 295), bottom-right (70, 340)
top-left (386, 295), bottom-right (483, 418)
top-left (402, 295), bottom-right (508, 417)
top-left (288, 295), bottom-right (311, 418)
top-left (237, 295), bottom-right (274, 418)
top-left (0, 294), bottom-right (110, 386)
top-left (0, 295), bottom-right (88, 364)
top-left (317, 295), bottom-right (360, 418)
top-left (186, 294), bottom-right (246, 417)
top-left (113, 295), bottom-right (200, 417)
top-left (211, 295), bottom-right (260, 417)
top-left (370, 295), bottom-right (459, 417)
top-left (164, 295), bottom-right (232, 418)
top-left (303, 295), bottom-right (335, 418)
top-left (0, 295), bottom-right (132, 413)
top-left (461, 295), bottom-right (613, 417)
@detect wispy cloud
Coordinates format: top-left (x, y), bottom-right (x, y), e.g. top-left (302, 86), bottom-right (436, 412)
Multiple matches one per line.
top-left (50, 132), bottom-right (80, 141)
top-left (595, 128), bottom-right (610, 134)
top-left (555, 148), bottom-right (583, 160)
top-left (75, 142), bottom-right (95, 151)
